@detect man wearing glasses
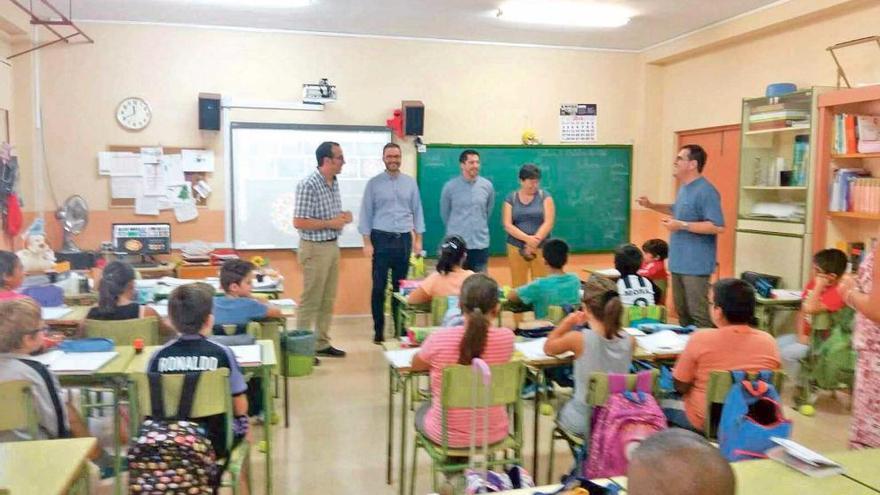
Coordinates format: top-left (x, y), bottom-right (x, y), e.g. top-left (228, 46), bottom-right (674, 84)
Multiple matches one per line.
top-left (294, 141), bottom-right (353, 358)
top-left (637, 144), bottom-right (724, 328)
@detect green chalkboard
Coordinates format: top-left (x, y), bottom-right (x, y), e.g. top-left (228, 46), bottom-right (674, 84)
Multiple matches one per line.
top-left (417, 144), bottom-right (632, 256)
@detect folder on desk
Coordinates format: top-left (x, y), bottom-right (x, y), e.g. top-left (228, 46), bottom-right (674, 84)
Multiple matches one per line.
top-left (30, 350), bottom-right (118, 374)
top-left (231, 344), bottom-right (262, 366)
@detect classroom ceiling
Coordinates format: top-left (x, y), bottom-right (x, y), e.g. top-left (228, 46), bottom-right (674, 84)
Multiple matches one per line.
top-left (62, 0), bottom-right (783, 51)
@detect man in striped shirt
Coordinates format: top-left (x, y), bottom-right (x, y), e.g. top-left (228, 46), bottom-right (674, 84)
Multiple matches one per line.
top-left (293, 141), bottom-right (353, 357)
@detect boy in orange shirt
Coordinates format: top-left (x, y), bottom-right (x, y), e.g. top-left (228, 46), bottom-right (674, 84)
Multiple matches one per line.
top-left (666, 278), bottom-right (781, 432)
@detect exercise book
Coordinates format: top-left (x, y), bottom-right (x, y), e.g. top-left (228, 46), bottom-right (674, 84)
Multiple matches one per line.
top-left (30, 350), bottom-right (119, 374)
top-left (230, 344), bottom-right (262, 366)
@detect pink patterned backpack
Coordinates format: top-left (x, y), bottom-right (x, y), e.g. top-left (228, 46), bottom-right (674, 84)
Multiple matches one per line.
top-left (585, 371), bottom-right (667, 478)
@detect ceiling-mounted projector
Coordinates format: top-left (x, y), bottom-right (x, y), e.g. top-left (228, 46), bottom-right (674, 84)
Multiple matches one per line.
top-left (303, 78), bottom-right (337, 104)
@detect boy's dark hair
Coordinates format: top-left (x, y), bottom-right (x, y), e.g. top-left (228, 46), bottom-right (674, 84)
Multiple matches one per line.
top-left (642, 238), bottom-right (669, 261)
top-left (542, 238), bottom-right (569, 269)
top-left (0, 250), bottom-right (21, 281)
top-left (315, 141), bottom-right (340, 167)
top-left (614, 243), bottom-right (643, 276)
top-left (813, 248), bottom-right (847, 277)
top-left (169, 283), bottom-right (214, 335)
top-left (518, 163), bottom-right (541, 181)
top-left (712, 278), bottom-right (756, 325)
top-left (220, 259), bottom-right (256, 292)
top-left (459, 149), bottom-right (479, 163)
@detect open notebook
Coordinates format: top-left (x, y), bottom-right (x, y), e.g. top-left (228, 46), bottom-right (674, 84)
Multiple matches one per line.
top-left (230, 344), bottom-right (262, 366)
top-left (635, 330), bottom-right (689, 354)
top-left (29, 350), bottom-right (118, 374)
top-left (41, 307), bottom-right (73, 320)
top-left (514, 337), bottom-right (574, 361)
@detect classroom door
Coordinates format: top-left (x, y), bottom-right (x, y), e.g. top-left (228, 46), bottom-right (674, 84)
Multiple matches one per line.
top-left (677, 125), bottom-right (740, 278)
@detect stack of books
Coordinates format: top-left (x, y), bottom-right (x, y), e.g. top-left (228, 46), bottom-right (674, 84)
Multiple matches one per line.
top-left (829, 168), bottom-right (871, 211)
top-left (209, 248), bottom-right (239, 265)
top-left (833, 114), bottom-right (880, 154)
top-left (748, 103), bottom-right (809, 131)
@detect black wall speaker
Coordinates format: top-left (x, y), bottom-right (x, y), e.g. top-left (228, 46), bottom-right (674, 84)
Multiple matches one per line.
top-left (402, 100), bottom-right (424, 136)
top-left (199, 93), bottom-right (221, 131)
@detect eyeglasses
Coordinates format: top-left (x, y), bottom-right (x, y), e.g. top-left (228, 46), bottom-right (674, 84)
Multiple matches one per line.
top-left (29, 325), bottom-right (49, 336)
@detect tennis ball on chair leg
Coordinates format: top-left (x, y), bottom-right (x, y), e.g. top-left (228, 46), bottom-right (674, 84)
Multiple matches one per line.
top-left (540, 403), bottom-right (555, 416)
top-left (798, 404), bottom-right (815, 417)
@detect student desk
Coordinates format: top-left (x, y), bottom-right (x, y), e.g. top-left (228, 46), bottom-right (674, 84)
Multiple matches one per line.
top-left (581, 267), bottom-right (621, 280)
top-left (828, 448), bottom-right (880, 490)
top-left (0, 437), bottom-right (97, 494)
top-left (45, 306), bottom-right (91, 333)
top-left (731, 454), bottom-right (879, 494)
top-left (755, 292), bottom-right (802, 336)
top-left (55, 347), bottom-right (136, 495)
top-left (126, 339), bottom-right (277, 495)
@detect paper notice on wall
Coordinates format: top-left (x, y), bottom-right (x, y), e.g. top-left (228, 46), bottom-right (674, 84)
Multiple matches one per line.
top-left (161, 154), bottom-right (186, 185)
top-left (110, 176), bottom-right (140, 199)
top-left (174, 201), bottom-right (199, 222)
top-left (193, 179), bottom-right (212, 199)
top-left (181, 149), bottom-right (214, 172)
top-left (141, 162), bottom-right (166, 196)
top-left (134, 192), bottom-right (160, 215)
top-left (140, 147), bottom-right (162, 164)
top-left (105, 152), bottom-right (142, 176)
top-left (167, 183), bottom-right (193, 205)
top-left (559, 103), bottom-right (597, 143)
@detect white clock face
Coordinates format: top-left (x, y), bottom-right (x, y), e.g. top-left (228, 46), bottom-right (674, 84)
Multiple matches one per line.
top-left (116, 97), bottom-right (152, 131)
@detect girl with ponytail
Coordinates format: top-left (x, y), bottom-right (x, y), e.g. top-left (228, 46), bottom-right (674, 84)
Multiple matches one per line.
top-left (411, 273), bottom-right (516, 448)
top-left (407, 235), bottom-right (474, 305)
top-left (84, 261), bottom-right (171, 339)
top-left (545, 275), bottom-right (635, 437)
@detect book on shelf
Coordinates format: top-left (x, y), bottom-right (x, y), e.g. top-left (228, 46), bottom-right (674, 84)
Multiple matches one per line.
top-left (829, 168), bottom-right (870, 211)
top-left (748, 119), bottom-right (806, 131)
top-left (834, 113), bottom-right (880, 155)
top-left (749, 103), bottom-right (786, 114)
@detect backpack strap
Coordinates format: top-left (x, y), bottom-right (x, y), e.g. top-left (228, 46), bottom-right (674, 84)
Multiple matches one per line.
top-left (176, 372), bottom-right (201, 420)
top-left (608, 373), bottom-right (628, 394)
top-left (16, 358), bottom-right (69, 438)
top-left (620, 276), bottom-right (633, 290)
top-left (635, 370), bottom-right (653, 394)
top-left (147, 372), bottom-right (166, 419)
top-left (730, 370), bottom-right (746, 383)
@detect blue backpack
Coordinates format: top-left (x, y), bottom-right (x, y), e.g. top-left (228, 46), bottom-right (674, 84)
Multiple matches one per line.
top-left (718, 370), bottom-right (791, 461)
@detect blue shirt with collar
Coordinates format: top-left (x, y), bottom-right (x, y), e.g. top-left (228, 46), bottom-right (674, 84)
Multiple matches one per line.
top-left (358, 171), bottom-right (425, 235)
top-left (669, 176), bottom-right (725, 276)
top-left (440, 175), bottom-right (495, 250)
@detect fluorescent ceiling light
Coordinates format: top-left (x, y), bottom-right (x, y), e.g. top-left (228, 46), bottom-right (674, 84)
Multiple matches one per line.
top-left (185, 0), bottom-right (313, 8)
top-left (496, 1), bottom-right (632, 28)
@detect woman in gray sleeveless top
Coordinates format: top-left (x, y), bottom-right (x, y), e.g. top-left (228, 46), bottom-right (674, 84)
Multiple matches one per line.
top-left (544, 275), bottom-right (634, 436)
top-left (502, 164), bottom-right (556, 323)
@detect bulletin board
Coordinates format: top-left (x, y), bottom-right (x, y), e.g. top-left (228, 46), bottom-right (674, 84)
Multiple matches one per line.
top-left (105, 145), bottom-right (212, 209)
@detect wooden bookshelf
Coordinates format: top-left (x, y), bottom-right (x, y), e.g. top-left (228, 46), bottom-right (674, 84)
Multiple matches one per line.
top-left (743, 124), bottom-right (810, 136)
top-left (812, 85), bottom-right (880, 250)
top-left (828, 211), bottom-right (880, 220)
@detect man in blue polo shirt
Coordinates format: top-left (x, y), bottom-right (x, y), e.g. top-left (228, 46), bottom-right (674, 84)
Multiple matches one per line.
top-left (637, 144), bottom-right (724, 327)
top-left (440, 149), bottom-right (495, 272)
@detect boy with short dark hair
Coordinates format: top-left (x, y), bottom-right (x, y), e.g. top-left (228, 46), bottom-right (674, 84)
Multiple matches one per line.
top-left (214, 259), bottom-right (282, 328)
top-left (506, 238), bottom-right (581, 319)
top-left (147, 283), bottom-right (249, 458)
top-left (638, 239), bottom-right (669, 285)
top-left (615, 243), bottom-right (660, 307)
top-left (628, 429), bottom-right (734, 495)
top-left (777, 248), bottom-right (848, 387)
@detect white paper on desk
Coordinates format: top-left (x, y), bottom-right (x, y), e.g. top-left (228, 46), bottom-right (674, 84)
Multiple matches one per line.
top-left (385, 348), bottom-right (419, 369)
top-left (135, 192), bottom-right (160, 215)
top-left (31, 351), bottom-right (118, 374)
top-left (624, 327), bottom-right (646, 337)
top-left (141, 162), bottom-right (166, 196)
top-left (231, 344), bottom-right (262, 365)
top-left (41, 306), bottom-right (72, 320)
top-left (135, 279), bottom-right (160, 289)
top-left (174, 201), bottom-right (199, 223)
top-left (161, 154), bottom-right (186, 185)
top-left (636, 330), bottom-right (689, 354)
top-left (110, 176), bottom-right (140, 199)
top-left (106, 152), bottom-right (142, 176)
top-left (268, 298), bottom-right (296, 307)
top-left (770, 438), bottom-right (840, 467)
top-left (771, 289), bottom-right (803, 301)
top-left (514, 338), bottom-right (574, 361)
top-left (158, 276), bottom-right (195, 287)
top-left (148, 304), bottom-right (168, 318)
top-left (140, 147), bottom-right (162, 164)
top-left (181, 149), bottom-right (214, 172)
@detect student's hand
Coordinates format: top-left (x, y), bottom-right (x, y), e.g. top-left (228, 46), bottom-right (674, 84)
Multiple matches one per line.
top-left (563, 310), bottom-right (589, 327)
top-left (814, 273), bottom-right (832, 289)
top-left (525, 235), bottom-right (541, 250)
top-left (636, 196), bottom-right (653, 208)
top-left (837, 274), bottom-right (857, 300)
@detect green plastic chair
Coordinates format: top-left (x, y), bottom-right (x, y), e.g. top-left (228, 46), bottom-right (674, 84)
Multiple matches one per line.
top-left (129, 369), bottom-right (252, 494)
top-left (0, 380), bottom-right (39, 440)
top-left (547, 370), bottom-right (659, 481)
top-left (703, 370), bottom-right (784, 439)
top-left (620, 305), bottom-right (667, 327)
top-left (409, 361), bottom-right (526, 495)
top-left (797, 308), bottom-right (855, 407)
top-left (84, 316), bottom-right (160, 346)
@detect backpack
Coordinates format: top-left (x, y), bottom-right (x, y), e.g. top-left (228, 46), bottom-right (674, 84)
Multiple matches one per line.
top-left (812, 307), bottom-right (856, 390)
top-left (585, 371), bottom-right (667, 478)
top-left (128, 373), bottom-right (219, 494)
top-left (718, 370), bottom-right (791, 461)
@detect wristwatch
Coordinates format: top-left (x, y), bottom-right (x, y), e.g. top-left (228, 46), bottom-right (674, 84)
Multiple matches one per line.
top-left (681, 221), bottom-right (690, 231)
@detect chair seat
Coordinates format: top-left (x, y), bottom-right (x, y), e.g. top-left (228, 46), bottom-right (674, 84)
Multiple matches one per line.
top-left (416, 431), bottom-right (520, 461)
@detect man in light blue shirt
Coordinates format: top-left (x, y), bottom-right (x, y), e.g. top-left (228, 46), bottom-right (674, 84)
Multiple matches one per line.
top-left (440, 149), bottom-right (495, 272)
top-left (359, 143), bottom-right (425, 343)
top-left (637, 144), bottom-right (725, 327)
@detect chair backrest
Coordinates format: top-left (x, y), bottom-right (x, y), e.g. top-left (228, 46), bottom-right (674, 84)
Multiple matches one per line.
top-left (129, 369), bottom-right (232, 421)
top-left (586, 370), bottom-right (661, 407)
top-left (0, 380), bottom-right (38, 439)
top-left (546, 305), bottom-right (566, 324)
top-left (84, 316), bottom-right (160, 346)
top-left (431, 296), bottom-right (450, 326)
top-left (621, 305), bottom-right (667, 327)
top-left (704, 370), bottom-right (784, 438)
